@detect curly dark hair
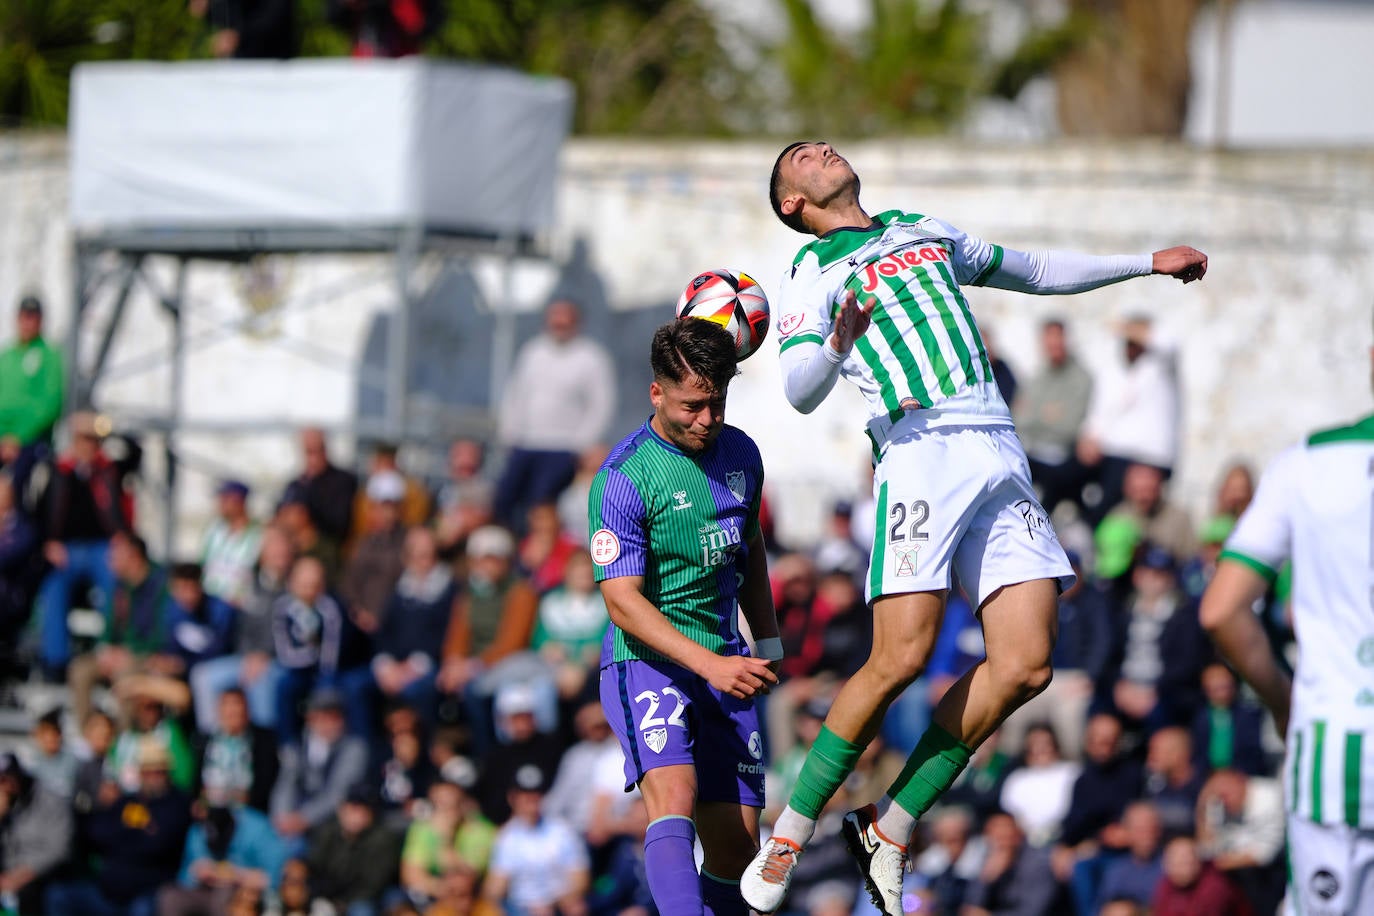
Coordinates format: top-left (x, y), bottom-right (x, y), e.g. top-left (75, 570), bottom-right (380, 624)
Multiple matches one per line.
top-left (650, 318), bottom-right (738, 394)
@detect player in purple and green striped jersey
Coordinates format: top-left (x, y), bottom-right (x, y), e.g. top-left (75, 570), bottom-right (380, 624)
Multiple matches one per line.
top-left (743, 141), bottom-right (1209, 916)
top-left (591, 318), bottom-right (782, 916)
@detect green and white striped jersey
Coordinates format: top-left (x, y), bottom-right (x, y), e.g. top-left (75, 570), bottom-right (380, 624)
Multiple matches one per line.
top-left (775, 209), bottom-right (1009, 430)
top-left (1223, 414), bottom-right (1374, 828)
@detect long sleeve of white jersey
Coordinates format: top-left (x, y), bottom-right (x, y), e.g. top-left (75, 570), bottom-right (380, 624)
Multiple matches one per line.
top-left (779, 337), bottom-right (848, 413)
top-left (986, 248), bottom-right (1152, 294)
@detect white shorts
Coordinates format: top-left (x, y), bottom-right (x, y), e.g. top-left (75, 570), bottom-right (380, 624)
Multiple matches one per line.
top-left (865, 424), bottom-right (1074, 607)
top-left (1286, 816), bottom-right (1374, 915)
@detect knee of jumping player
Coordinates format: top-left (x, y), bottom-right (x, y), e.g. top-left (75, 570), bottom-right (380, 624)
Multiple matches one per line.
top-left (993, 654), bottom-right (1053, 706)
top-left (865, 640), bottom-right (935, 695)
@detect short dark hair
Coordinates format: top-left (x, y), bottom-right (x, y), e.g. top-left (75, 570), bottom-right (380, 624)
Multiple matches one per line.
top-left (770, 141), bottom-right (811, 234)
top-left (650, 319), bottom-right (738, 395)
top-left (115, 530), bottom-right (149, 562)
top-left (170, 562), bottom-right (204, 583)
top-left (219, 686), bottom-right (247, 704)
top-left (1041, 317), bottom-right (1066, 332)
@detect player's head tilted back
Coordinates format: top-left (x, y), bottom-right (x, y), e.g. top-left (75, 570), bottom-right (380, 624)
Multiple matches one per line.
top-left (769, 140), bottom-right (862, 236)
top-left (648, 318), bottom-right (738, 456)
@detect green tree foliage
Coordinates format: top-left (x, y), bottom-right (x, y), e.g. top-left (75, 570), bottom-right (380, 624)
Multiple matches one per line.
top-left (0, 0), bottom-right (200, 127)
top-left (772, 0), bottom-right (988, 136)
top-left (429, 0), bottom-right (752, 135)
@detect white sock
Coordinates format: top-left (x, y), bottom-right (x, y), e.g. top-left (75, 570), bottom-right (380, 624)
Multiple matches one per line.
top-left (874, 795), bottom-right (917, 848)
top-left (770, 805), bottom-right (818, 847)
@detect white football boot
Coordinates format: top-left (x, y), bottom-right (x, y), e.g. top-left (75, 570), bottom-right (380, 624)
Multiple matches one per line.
top-left (739, 835), bottom-right (804, 913)
top-left (841, 804), bottom-right (908, 916)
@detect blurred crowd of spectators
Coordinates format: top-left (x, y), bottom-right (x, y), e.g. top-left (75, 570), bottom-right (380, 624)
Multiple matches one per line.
top-left (0, 293), bottom-right (1291, 916)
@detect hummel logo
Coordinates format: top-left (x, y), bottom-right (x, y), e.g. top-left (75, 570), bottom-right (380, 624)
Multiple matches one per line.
top-left (672, 491), bottom-right (693, 510)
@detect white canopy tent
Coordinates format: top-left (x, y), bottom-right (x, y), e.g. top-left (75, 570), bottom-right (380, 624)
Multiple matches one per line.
top-left (66, 59), bottom-right (573, 551)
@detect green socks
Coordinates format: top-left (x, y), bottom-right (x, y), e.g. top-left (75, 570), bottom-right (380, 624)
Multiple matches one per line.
top-left (887, 723), bottom-right (974, 820)
top-left (788, 725), bottom-right (865, 819)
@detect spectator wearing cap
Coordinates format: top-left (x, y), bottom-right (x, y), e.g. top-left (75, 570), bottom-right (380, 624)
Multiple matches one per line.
top-left (350, 442), bottom-right (431, 540)
top-left (1096, 543), bottom-right (1212, 733)
top-left (474, 683), bottom-right (564, 825)
top-left (282, 427), bottom-right (358, 554)
top-left (437, 525), bottom-right (540, 750)
top-left (67, 529), bottom-right (174, 723)
top-left (270, 687), bottom-right (369, 852)
top-left (482, 763), bottom-right (590, 916)
top-left (194, 687), bottom-right (280, 814)
top-left (19, 707), bottom-right (77, 799)
top-left (0, 294), bottom-right (64, 454)
top-left (0, 751), bottom-right (74, 913)
top-left (304, 782), bottom-right (402, 916)
top-left (201, 479), bottom-right (263, 613)
top-left (399, 776), bottom-right (498, 910)
top-left (190, 523), bottom-right (294, 733)
top-left (341, 468), bottom-right (408, 636)
top-left (37, 409), bottom-right (130, 679)
top-left (158, 801), bottom-right (288, 916)
top-left (48, 738), bottom-right (193, 916)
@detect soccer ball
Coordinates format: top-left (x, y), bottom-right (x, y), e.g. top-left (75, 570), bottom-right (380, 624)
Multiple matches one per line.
top-left (675, 269), bottom-right (770, 361)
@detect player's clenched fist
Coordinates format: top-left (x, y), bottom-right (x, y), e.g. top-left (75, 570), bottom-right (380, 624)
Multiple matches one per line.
top-left (704, 654), bottom-right (779, 699)
top-left (1151, 245), bottom-right (1208, 283)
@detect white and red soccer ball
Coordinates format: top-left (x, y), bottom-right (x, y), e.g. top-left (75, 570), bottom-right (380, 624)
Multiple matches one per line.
top-left (675, 269), bottom-right (770, 361)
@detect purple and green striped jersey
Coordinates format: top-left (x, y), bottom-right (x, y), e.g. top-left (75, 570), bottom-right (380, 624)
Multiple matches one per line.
top-left (589, 420), bottom-right (764, 665)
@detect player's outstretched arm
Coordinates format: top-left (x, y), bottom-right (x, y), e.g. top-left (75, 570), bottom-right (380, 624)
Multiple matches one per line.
top-left (600, 577), bottom-right (778, 699)
top-left (1152, 246), bottom-right (1208, 283)
top-left (1199, 561), bottom-right (1292, 735)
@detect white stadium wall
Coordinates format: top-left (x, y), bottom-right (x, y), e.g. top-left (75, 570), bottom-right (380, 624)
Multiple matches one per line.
top-left (1, 133), bottom-right (1372, 553)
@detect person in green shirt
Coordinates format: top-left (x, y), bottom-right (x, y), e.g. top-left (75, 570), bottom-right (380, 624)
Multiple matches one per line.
top-left (400, 776), bottom-right (497, 908)
top-left (0, 295), bottom-right (64, 453)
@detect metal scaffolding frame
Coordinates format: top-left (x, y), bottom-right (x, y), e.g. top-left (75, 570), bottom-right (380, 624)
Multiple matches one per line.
top-left (66, 225), bottom-right (543, 556)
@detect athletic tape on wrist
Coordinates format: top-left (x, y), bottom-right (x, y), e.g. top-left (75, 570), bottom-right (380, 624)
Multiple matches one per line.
top-left (755, 637), bottom-right (784, 661)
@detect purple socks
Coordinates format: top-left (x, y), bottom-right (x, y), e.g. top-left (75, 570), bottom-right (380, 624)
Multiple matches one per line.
top-left (645, 816), bottom-right (702, 916)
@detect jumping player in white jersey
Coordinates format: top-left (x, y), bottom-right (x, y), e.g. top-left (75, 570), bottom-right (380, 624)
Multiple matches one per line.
top-left (1201, 342), bottom-right (1374, 916)
top-left (740, 141), bottom-right (1208, 916)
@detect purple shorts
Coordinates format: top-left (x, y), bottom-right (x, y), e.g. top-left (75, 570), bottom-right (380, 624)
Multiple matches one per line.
top-left (600, 658), bottom-right (766, 807)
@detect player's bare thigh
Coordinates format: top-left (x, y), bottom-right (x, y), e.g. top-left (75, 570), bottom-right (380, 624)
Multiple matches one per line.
top-left (639, 763), bottom-right (697, 819)
top-left (978, 578), bottom-right (1059, 689)
top-left (869, 589), bottom-right (949, 681)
